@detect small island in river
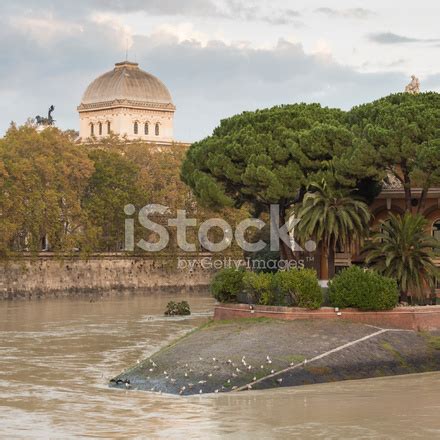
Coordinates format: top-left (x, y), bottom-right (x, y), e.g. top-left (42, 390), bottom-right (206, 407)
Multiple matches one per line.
top-left (110, 318), bottom-right (440, 395)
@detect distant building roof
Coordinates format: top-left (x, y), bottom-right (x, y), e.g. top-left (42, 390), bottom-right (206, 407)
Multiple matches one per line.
top-left (78, 61), bottom-right (175, 111)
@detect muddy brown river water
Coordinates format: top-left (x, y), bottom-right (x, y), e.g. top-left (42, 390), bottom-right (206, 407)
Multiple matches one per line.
top-left (0, 293), bottom-right (439, 439)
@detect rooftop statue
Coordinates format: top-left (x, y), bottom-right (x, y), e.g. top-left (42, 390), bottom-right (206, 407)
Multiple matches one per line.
top-left (405, 75), bottom-right (420, 94)
top-left (35, 105), bottom-right (55, 126)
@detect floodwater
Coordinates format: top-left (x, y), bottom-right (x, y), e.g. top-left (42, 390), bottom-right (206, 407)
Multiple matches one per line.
top-left (0, 293), bottom-right (440, 439)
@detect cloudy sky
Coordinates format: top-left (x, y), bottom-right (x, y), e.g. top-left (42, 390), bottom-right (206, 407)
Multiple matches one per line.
top-left (1, 0), bottom-right (440, 141)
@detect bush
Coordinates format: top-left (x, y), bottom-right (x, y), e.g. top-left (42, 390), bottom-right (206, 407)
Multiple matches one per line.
top-left (242, 271), bottom-right (279, 305)
top-left (211, 267), bottom-right (323, 308)
top-left (328, 266), bottom-right (398, 311)
top-left (273, 269), bottom-right (323, 309)
top-left (164, 301), bottom-right (191, 316)
top-left (210, 268), bottom-right (244, 303)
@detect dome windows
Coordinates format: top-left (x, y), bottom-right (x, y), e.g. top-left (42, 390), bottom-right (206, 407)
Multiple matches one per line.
top-left (87, 119), bottom-right (166, 140)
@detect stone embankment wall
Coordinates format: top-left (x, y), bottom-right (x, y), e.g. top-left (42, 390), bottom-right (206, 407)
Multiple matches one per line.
top-left (0, 254), bottom-right (214, 299)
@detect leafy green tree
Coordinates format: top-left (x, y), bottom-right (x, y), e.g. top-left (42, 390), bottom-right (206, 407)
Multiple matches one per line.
top-left (0, 125), bottom-right (94, 255)
top-left (83, 149), bottom-right (145, 251)
top-left (106, 139), bottom-right (249, 254)
top-left (295, 180), bottom-right (371, 279)
top-left (364, 213), bottom-right (440, 303)
top-left (182, 104), bottom-right (370, 259)
top-left (348, 92), bottom-right (440, 212)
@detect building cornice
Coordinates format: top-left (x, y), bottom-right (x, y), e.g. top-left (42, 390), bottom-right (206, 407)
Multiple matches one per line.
top-left (77, 99), bottom-right (176, 113)
top-left (378, 188), bottom-right (440, 198)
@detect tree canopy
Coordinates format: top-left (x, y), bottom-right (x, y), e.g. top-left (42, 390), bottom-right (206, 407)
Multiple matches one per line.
top-left (181, 103), bottom-right (377, 258)
top-left (0, 126), bottom-right (245, 256)
top-left (82, 149), bottom-right (145, 251)
top-left (348, 92), bottom-right (440, 212)
top-left (0, 126), bottom-right (93, 255)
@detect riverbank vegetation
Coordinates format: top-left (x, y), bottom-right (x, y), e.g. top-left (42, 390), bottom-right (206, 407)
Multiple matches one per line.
top-left (328, 266), bottom-right (399, 311)
top-left (183, 93), bottom-right (440, 303)
top-left (211, 266), bottom-right (399, 311)
top-left (2, 92), bottom-right (440, 303)
top-left (0, 125), bottom-right (246, 257)
top-left (364, 213), bottom-right (440, 302)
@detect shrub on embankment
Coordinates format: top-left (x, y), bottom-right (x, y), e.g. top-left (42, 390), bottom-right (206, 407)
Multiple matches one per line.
top-left (211, 268), bottom-right (245, 303)
top-left (272, 269), bottom-right (323, 309)
top-left (328, 266), bottom-right (399, 311)
top-left (211, 268), bottom-right (323, 309)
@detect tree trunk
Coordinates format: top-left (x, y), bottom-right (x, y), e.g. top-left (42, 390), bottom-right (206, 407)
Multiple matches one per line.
top-left (417, 185), bottom-right (429, 214)
top-left (400, 290), bottom-right (409, 304)
top-left (280, 240), bottom-right (294, 262)
top-left (271, 203), bottom-right (294, 262)
top-left (402, 166), bottom-right (412, 212)
top-left (403, 186), bottom-right (412, 213)
top-left (328, 245), bottom-right (335, 279)
top-left (320, 242), bottom-right (329, 280)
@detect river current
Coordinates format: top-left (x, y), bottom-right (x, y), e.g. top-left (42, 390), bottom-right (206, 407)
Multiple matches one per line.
top-left (0, 293), bottom-right (439, 439)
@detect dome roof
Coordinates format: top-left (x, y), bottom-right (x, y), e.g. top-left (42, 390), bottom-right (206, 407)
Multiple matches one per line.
top-left (79, 61), bottom-right (174, 110)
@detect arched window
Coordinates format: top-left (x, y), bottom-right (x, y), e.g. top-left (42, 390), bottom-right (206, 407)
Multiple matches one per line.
top-left (98, 122), bottom-right (102, 135)
top-left (90, 123), bottom-right (94, 136)
top-left (155, 123), bottom-right (160, 136)
top-left (144, 122), bottom-right (149, 135)
top-left (432, 220), bottom-right (440, 240)
top-left (107, 121), bottom-right (111, 134)
top-left (134, 121), bottom-right (139, 135)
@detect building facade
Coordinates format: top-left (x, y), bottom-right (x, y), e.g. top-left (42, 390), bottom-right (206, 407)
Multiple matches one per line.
top-left (77, 61), bottom-right (175, 143)
top-left (331, 181), bottom-right (440, 298)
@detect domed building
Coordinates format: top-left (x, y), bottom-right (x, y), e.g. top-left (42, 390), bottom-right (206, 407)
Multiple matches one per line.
top-left (77, 61), bottom-right (175, 143)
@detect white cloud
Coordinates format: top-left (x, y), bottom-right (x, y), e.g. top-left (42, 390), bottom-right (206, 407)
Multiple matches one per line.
top-left (1, 0), bottom-right (440, 142)
top-left (149, 23), bottom-right (218, 46)
top-left (315, 7), bottom-right (375, 20)
top-left (368, 32), bottom-right (440, 45)
top-left (91, 13), bottom-right (134, 50)
top-left (312, 39), bottom-right (333, 58)
top-left (10, 14), bottom-right (84, 46)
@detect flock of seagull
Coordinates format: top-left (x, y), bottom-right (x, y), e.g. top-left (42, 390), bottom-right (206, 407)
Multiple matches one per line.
top-left (115, 353), bottom-right (298, 395)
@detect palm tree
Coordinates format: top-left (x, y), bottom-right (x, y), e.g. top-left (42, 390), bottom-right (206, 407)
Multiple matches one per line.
top-left (295, 180), bottom-right (371, 280)
top-left (364, 213), bottom-right (439, 303)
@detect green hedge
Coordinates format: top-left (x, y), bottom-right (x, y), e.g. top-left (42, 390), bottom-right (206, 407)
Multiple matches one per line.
top-left (328, 266), bottom-right (399, 311)
top-left (210, 268), bottom-right (244, 303)
top-left (273, 269), bottom-right (323, 309)
top-left (243, 271), bottom-right (281, 305)
top-left (212, 268), bottom-right (322, 309)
